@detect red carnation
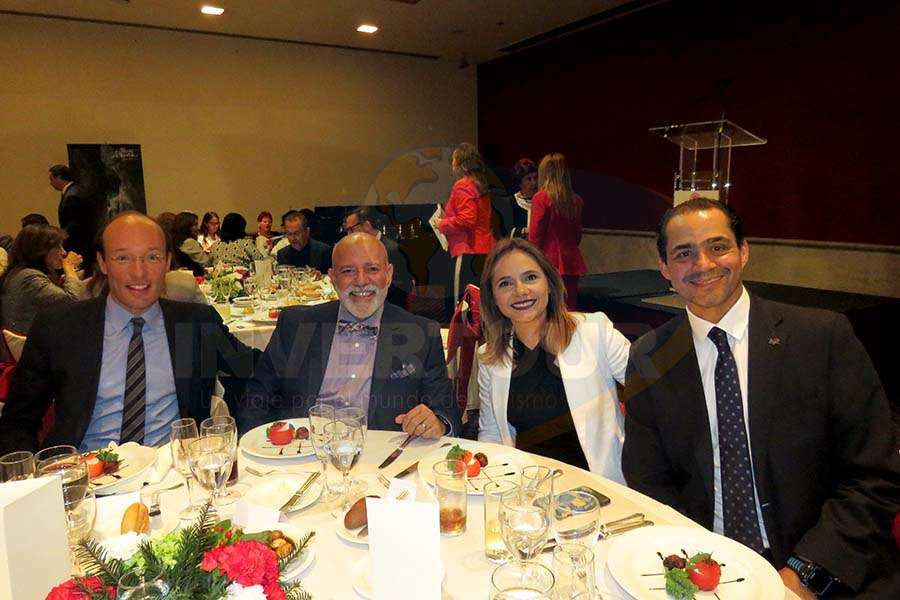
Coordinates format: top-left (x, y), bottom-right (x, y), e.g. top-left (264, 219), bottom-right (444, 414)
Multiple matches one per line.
top-left (264, 581), bottom-right (288, 600)
top-left (202, 540), bottom-right (280, 589)
top-left (45, 576), bottom-right (114, 600)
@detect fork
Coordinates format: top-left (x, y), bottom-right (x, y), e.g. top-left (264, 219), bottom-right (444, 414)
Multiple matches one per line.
top-left (377, 474), bottom-right (391, 489)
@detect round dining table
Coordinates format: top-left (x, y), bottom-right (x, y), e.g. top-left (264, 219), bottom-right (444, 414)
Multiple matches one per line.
top-left (139, 429), bottom-right (797, 600)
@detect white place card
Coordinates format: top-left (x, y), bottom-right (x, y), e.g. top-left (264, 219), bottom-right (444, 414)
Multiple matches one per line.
top-left (366, 497), bottom-right (441, 600)
top-left (233, 500), bottom-right (284, 530)
top-left (0, 477), bottom-right (71, 600)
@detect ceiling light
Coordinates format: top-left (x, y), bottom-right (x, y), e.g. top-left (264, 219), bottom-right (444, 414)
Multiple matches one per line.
top-left (201, 5), bottom-right (225, 16)
top-left (357, 24), bottom-right (378, 34)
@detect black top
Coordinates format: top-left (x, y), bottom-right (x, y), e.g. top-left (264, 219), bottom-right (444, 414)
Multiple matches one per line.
top-left (276, 239), bottom-right (332, 272)
top-left (506, 337), bottom-right (589, 470)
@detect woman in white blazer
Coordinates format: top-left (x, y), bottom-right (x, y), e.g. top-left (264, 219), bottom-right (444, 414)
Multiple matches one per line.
top-left (477, 238), bottom-right (630, 483)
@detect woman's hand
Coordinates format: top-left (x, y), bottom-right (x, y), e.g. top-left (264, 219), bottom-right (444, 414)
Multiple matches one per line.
top-left (62, 251), bottom-right (83, 275)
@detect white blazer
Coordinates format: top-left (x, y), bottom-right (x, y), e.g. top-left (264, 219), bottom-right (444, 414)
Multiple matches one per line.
top-left (477, 312), bottom-right (630, 483)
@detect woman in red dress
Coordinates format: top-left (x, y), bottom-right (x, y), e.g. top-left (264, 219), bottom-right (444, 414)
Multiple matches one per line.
top-left (438, 143), bottom-right (495, 311)
top-left (528, 153), bottom-right (587, 310)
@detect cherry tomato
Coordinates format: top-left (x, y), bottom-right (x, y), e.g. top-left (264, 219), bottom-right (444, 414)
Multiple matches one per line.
top-left (474, 452), bottom-right (488, 467)
top-left (466, 458), bottom-right (481, 478)
top-left (84, 456), bottom-right (104, 479)
top-left (267, 422), bottom-right (295, 445)
top-left (295, 426), bottom-right (310, 440)
top-left (688, 559), bottom-right (721, 591)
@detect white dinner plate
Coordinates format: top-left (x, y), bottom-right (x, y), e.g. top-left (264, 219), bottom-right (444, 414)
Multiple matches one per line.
top-left (240, 418), bottom-right (317, 459)
top-left (85, 442), bottom-right (158, 495)
top-left (416, 442), bottom-right (532, 495)
top-left (243, 523), bottom-right (315, 582)
top-left (243, 473), bottom-right (323, 513)
top-left (250, 310), bottom-right (279, 324)
top-left (351, 555), bottom-right (445, 599)
top-left (606, 525), bottom-right (783, 600)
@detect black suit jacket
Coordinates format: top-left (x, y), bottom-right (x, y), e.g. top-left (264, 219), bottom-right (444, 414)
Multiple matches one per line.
top-left (382, 236), bottom-right (413, 308)
top-left (239, 301), bottom-right (461, 436)
top-left (276, 239), bottom-right (332, 273)
top-left (57, 184), bottom-right (101, 261)
top-left (622, 294), bottom-right (900, 597)
top-left (0, 296), bottom-right (258, 453)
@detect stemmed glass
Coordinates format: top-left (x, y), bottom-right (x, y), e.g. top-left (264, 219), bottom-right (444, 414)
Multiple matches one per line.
top-left (36, 445), bottom-right (89, 501)
top-left (323, 412), bottom-right (366, 510)
top-left (0, 450), bottom-right (35, 482)
top-left (170, 418), bottom-right (201, 519)
top-left (200, 416), bottom-right (240, 504)
top-left (117, 566), bottom-right (170, 599)
top-left (550, 490), bottom-right (601, 548)
top-left (499, 487), bottom-right (552, 563)
top-left (308, 404), bottom-right (340, 504)
top-left (64, 484), bottom-right (96, 576)
top-left (187, 436), bottom-right (231, 514)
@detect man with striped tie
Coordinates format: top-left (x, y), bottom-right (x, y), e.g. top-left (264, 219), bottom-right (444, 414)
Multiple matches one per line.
top-left (0, 212), bottom-right (257, 453)
top-left (622, 198), bottom-right (900, 599)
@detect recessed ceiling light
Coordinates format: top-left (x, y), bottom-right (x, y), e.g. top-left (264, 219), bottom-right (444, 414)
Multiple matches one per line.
top-left (357, 24), bottom-right (378, 34)
top-left (201, 5), bottom-right (225, 16)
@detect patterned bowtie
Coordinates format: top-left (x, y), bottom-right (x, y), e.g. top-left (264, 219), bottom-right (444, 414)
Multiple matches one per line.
top-left (337, 319), bottom-right (379, 337)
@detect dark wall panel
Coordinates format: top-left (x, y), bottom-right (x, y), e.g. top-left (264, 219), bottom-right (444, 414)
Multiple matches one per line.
top-left (478, 1), bottom-right (900, 245)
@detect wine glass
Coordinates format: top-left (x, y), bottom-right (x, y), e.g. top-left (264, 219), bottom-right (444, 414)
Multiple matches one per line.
top-left (64, 484), bottom-right (96, 576)
top-left (36, 445), bottom-right (89, 501)
top-left (187, 436), bottom-right (231, 513)
top-left (499, 487), bottom-right (551, 563)
top-left (490, 561), bottom-right (555, 599)
top-left (550, 490), bottom-right (601, 548)
top-left (170, 418), bottom-right (201, 519)
top-left (308, 404), bottom-right (340, 504)
top-left (323, 414), bottom-right (365, 510)
top-left (200, 416), bottom-right (240, 504)
top-left (117, 566), bottom-right (170, 599)
top-left (0, 450), bottom-right (35, 482)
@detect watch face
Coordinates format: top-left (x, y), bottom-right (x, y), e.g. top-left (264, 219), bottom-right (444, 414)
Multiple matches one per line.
top-left (805, 567), bottom-right (836, 595)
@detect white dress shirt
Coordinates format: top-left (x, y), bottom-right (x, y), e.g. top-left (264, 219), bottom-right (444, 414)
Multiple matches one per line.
top-left (686, 286), bottom-right (770, 547)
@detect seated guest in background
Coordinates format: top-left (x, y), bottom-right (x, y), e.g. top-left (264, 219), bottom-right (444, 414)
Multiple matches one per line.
top-left (342, 206), bottom-right (413, 308)
top-left (21, 213), bottom-right (50, 228)
top-left (198, 211), bottom-right (221, 251)
top-left (276, 210), bottom-right (331, 272)
top-left (240, 233), bottom-right (460, 437)
top-left (0, 212), bottom-right (257, 454)
top-left (155, 212), bottom-right (177, 240)
top-left (49, 164), bottom-right (100, 275)
top-left (255, 211), bottom-right (276, 254)
top-left (0, 225), bottom-right (86, 335)
top-left (477, 238), bottom-right (629, 479)
top-left (171, 211), bottom-right (209, 275)
top-left (270, 210), bottom-right (293, 256)
top-left (622, 198), bottom-right (900, 599)
top-left (529, 153), bottom-right (586, 311)
top-left (0, 235), bottom-right (10, 277)
top-left (510, 158), bottom-right (538, 239)
top-left (209, 212), bottom-right (267, 268)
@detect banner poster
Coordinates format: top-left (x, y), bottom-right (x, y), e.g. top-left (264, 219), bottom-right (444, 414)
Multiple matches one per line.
top-left (66, 143), bottom-right (147, 220)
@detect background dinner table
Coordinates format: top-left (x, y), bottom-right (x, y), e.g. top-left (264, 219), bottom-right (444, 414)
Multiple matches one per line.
top-left (132, 429), bottom-right (798, 600)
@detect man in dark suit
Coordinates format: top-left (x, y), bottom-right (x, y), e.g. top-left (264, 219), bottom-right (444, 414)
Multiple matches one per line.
top-left (0, 212), bottom-right (257, 453)
top-left (49, 164), bottom-right (100, 274)
top-left (275, 210), bottom-right (331, 272)
top-left (622, 198), bottom-right (900, 599)
top-left (240, 232), bottom-right (460, 437)
top-left (342, 206), bottom-right (414, 309)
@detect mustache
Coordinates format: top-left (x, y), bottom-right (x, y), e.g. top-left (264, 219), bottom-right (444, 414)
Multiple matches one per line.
top-left (685, 268), bottom-right (729, 284)
top-left (346, 285), bottom-right (379, 294)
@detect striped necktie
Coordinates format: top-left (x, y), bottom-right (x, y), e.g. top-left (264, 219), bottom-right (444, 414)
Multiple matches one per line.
top-left (708, 326), bottom-right (765, 553)
top-left (120, 317), bottom-right (146, 445)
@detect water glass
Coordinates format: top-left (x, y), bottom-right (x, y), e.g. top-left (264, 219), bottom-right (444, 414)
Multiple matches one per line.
top-left (484, 480), bottom-right (517, 563)
top-left (200, 415), bottom-right (239, 502)
top-left (521, 465), bottom-right (555, 500)
top-left (36, 446), bottom-right (89, 502)
top-left (187, 436), bottom-right (231, 511)
top-left (490, 561), bottom-right (555, 599)
top-left (117, 566), bottom-right (170, 599)
top-left (0, 450), bottom-right (35, 482)
top-left (323, 415), bottom-right (365, 510)
top-left (308, 404), bottom-right (340, 504)
top-left (551, 490), bottom-right (601, 547)
top-left (64, 484), bottom-right (96, 575)
top-left (500, 489), bottom-right (551, 561)
top-left (552, 544), bottom-right (596, 600)
top-left (432, 459), bottom-right (467, 536)
top-left (170, 419), bottom-right (200, 517)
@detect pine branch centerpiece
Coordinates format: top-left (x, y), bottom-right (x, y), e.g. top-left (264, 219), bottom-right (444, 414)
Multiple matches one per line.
top-left (47, 501), bottom-right (314, 600)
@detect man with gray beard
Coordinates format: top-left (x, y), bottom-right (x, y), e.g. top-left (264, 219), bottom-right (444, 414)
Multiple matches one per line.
top-left (238, 233), bottom-right (460, 437)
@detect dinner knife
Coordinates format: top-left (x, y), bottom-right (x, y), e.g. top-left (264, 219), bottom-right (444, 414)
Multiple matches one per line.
top-left (279, 471), bottom-right (320, 512)
top-left (392, 442), bottom-right (453, 478)
top-left (377, 433), bottom-right (417, 469)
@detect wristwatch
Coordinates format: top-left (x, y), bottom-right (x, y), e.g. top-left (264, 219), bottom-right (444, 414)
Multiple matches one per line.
top-left (786, 555), bottom-right (841, 597)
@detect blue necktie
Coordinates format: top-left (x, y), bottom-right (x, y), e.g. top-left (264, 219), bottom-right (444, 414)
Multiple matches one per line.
top-left (120, 317), bottom-right (146, 445)
top-left (708, 326), bottom-right (764, 553)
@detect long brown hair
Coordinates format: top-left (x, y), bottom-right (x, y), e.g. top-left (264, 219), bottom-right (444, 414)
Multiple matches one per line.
top-left (1, 225), bottom-right (67, 285)
top-left (479, 238), bottom-right (579, 366)
top-left (452, 142), bottom-right (489, 194)
top-left (538, 153), bottom-right (580, 218)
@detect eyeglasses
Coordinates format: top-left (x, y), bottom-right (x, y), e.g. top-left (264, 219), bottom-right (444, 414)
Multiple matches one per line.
top-left (343, 222), bottom-right (365, 234)
top-left (108, 252), bottom-right (167, 265)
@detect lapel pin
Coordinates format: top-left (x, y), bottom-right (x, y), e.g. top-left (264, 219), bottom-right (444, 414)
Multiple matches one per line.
top-left (767, 336), bottom-right (781, 347)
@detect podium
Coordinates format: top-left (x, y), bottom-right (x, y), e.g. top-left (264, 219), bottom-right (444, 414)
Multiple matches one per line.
top-left (649, 119), bottom-right (766, 204)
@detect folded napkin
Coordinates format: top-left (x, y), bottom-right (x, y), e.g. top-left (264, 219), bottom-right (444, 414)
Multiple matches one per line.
top-left (142, 442), bottom-right (175, 486)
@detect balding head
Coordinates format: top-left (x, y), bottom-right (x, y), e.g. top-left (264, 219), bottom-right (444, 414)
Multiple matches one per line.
top-left (329, 233), bottom-right (393, 319)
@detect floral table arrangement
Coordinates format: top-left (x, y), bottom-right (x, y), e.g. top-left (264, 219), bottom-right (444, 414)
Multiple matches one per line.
top-left (47, 503), bottom-right (314, 600)
top-left (208, 272), bottom-right (245, 303)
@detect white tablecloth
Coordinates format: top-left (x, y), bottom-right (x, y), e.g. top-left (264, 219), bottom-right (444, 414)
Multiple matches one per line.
top-left (143, 430), bottom-right (795, 600)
